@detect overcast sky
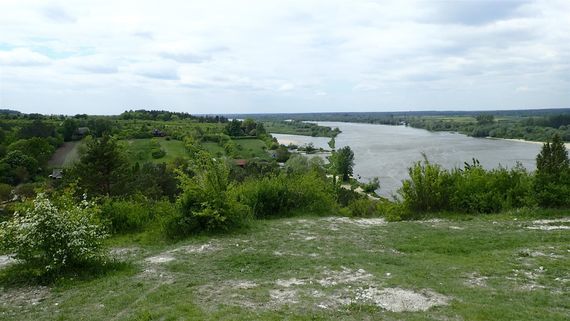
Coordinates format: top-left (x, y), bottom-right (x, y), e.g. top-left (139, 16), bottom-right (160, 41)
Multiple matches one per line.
top-left (0, 0), bottom-right (569, 115)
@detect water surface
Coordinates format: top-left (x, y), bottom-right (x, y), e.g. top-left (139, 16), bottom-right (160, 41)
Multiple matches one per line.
top-left (274, 122), bottom-right (546, 196)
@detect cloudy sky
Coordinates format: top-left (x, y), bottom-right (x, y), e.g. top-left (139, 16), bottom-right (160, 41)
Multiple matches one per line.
top-left (0, 0), bottom-right (569, 115)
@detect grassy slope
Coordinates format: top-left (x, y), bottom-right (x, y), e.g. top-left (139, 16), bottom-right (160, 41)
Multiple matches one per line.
top-left (1, 214), bottom-right (568, 320)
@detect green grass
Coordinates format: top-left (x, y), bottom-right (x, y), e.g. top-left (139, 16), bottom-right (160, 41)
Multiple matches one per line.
top-left (124, 138), bottom-right (186, 163)
top-left (1, 213), bottom-right (568, 320)
top-left (202, 138), bottom-right (270, 160)
top-left (202, 142), bottom-right (226, 157)
top-left (233, 138), bottom-right (269, 159)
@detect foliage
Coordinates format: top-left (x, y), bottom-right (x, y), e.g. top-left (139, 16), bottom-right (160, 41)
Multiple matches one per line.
top-left (168, 152), bottom-right (251, 236)
top-left (329, 146), bottom-right (355, 182)
top-left (0, 183), bottom-right (12, 201)
top-left (8, 137), bottom-right (55, 166)
top-left (100, 195), bottom-right (168, 233)
top-left (399, 156), bottom-right (535, 214)
top-left (72, 135), bottom-right (129, 196)
top-left (533, 134), bottom-right (570, 207)
top-left (362, 177), bottom-right (380, 193)
top-left (347, 198), bottom-right (380, 217)
top-left (0, 193), bottom-right (107, 273)
top-left (128, 162), bottom-right (179, 200)
top-left (233, 172), bottom-right (336, 218)
top-left (0, 150), bottom-right (39, 185)
top-left (399, 155), bottom-right (449, 212)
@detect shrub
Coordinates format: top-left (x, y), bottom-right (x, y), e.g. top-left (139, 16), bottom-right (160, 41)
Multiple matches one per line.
top-left (151, 148), bottom-right (166, 159)
top-left (348, 198), bottom-right (380, 217)
top-left (0, 193), bottom-right (107, 273)
top-left (399, 156), bottom-right (450, 212)
top-left (362, 177), bottom-right (380, 193)
top-left (168, 152), bottom-right (251, 236)
top-left (101, 196), bottom-right (154, 233)
top-left (233, 172), bottom-right (336, 218)
top-left (0, 183), bottom-right (12, 202)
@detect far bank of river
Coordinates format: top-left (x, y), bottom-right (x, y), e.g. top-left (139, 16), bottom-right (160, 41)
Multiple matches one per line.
top-left (272, 122), bottom-right (559, 197)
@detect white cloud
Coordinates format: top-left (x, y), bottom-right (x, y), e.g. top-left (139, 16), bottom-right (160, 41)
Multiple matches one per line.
top-left (0, 0), bottom-right (569, 114)
top-left (0, 48), bottom-right (51, 66)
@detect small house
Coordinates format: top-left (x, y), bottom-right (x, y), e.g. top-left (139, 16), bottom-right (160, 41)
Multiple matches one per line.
top-left (234, 159), bottom-right (248, 168)
top-left (49, 169), bottom-right (63, 179)
top-left (152, 128), bottom-right (167, 137)
top-left (73, 127), bottom-right (90, 140)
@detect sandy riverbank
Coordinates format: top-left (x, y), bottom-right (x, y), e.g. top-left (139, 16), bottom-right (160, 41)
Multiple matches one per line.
top-left (486, 137), bottom-right (570, 149)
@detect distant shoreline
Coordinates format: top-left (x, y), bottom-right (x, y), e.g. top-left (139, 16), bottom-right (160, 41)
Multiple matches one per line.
top-left (486, 137), bottom-right (570, 149)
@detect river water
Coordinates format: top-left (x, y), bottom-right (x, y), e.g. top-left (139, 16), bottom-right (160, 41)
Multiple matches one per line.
top-left (272, 122), bottom-right (549, 197)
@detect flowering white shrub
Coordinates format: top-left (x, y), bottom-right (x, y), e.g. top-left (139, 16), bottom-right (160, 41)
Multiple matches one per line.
top-left (0, 193), bottom-right (107, 272)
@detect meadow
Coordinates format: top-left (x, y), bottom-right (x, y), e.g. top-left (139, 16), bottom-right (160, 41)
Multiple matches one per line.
top-left (1, 212), bottom-right (568, 320)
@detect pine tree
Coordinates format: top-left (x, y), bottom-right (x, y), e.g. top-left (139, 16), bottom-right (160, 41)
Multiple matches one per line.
top-left (534, 134), bottom-right (570, 207)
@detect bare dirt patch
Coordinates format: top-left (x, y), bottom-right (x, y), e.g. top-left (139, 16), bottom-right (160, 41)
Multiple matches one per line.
top-left (354, 287), bottom-right (449, 312)
top-left (322, 217), bottom-right (387, 227)
top-left (172, 242), bottom-right (220, 254)
top-left (0, 286), bottom-right (50, 308)
top-left (145, 254), bottom-right (175, 264)
top-left (196, 266), bottom-right (449, 313)
top-left (527, 218), bottom-right (570, 231)
top-left (109, 247), bottom-right (141, 260)
top-left (47, 141), bottom-right (81, 167)
top-left (463, 272), bottom-right (488, 287)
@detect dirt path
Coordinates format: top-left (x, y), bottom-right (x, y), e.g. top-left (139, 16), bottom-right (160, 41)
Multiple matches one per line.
top-left (48, 142), bottom-right (81, 168)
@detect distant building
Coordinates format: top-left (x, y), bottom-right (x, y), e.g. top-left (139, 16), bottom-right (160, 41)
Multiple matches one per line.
top-left (73, 127), bottom-right (90, 140)
top-left (152, 128), bottom-right (167, 137)
top-left (49, 169), bottom-right (63, 179)
top-left (234, 159), bottom-right (248, 167)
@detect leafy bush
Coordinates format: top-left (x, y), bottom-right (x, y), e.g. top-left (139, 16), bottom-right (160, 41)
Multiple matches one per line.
top-left (167, 152), bottom-right (251, 236)
top-left (151, 148), bottom-right (166, 159)
top-left (399, 156), bottom-right (450, 212)
top-left (233, 172), bottom-right (336, 218)
top-left (0, 193), bottom-right (107, 273)
top-left (400, 157), bottom-right (535, 214)
top-left (362, 177), bottom-right (380, 193)
top-left (348, 198), bottom-right (379, 217)
top-left (101, 196), bottom-right (153, 233)
top-left (0, 183), bottom-right (12, 202)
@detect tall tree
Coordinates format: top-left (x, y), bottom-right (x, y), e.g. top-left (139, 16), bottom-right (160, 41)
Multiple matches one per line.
top-left (534, 134), bottom-right (570, 207)
top-left (72, 134), bottom-right (128, 196)
top-left (331, 146), bottom-right (355, 182)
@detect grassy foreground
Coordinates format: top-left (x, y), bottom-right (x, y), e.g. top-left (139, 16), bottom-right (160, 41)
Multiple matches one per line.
top-left (1, 214), bottom-right (569, 320)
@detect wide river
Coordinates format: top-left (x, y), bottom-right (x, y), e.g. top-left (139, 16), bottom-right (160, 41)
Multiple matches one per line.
top-left (272, 121), bottom-right (555, 197)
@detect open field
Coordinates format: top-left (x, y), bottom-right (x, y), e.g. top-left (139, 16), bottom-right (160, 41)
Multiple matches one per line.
top-left (124, 138), bottom-right (187, 163)
top-left (1, 214), bottom-right (568, 320)
top-left (202, 138), bottom-right (270, 160)
top-left (233, 138), bottom-right (270, 159)
top-left (47, 141), bottom-right (82, 168)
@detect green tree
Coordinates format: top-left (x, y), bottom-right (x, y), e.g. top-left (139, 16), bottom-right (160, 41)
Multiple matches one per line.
top-left (0, 150), bottom-right (39, 184)
top-left (8, 137), bottom-right (55, 167)
top-left (476, 114), bottom-right (495, 125)
top-left (72, 135), bottom-right (129, 196)
top-left (224, 119), bottom-right (243, 137)
top-left (331, 146), bottom-right (355, 182)
top-left (534, 134), bottom-right (570, 207)
top-left (61, 118), bottom-right (78, 141)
